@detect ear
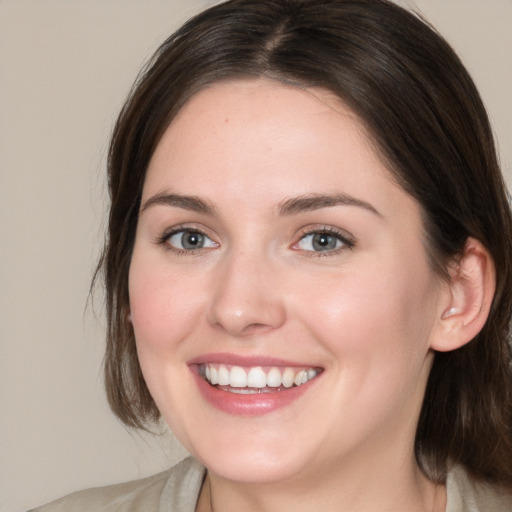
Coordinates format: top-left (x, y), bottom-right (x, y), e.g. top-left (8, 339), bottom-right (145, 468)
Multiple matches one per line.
top-left (430, 237), bottom-right (496, 352)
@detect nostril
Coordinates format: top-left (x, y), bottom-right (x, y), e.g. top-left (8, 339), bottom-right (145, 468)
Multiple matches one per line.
top-left (211, 320), bottom-right (274, 337)
top-left (241, 323), bottom-right (275, 335)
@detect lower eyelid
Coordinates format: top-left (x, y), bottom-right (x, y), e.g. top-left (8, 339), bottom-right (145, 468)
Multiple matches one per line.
top-left (155, 226), bottom-right (353, 255)
top-left (156, 227), bottom-right (217, 250)
top-left (295, 229), bottom-right (354, 249)
top-left (176, 231), bottom-right (215, 247)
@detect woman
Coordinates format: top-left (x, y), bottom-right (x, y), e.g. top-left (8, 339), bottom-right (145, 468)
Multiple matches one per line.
top-left (32, 0), bottom-right (512, 510)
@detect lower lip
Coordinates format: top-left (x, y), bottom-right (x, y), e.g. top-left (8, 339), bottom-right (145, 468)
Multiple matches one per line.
top-left (191, 368), bottom-right (319, 416)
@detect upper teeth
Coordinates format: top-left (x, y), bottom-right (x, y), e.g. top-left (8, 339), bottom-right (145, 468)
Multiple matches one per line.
top-left (202, 364), bottom-right (319, 389)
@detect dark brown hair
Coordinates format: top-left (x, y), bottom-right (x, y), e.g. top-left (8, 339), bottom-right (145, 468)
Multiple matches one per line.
top-left (98, 0), bottom-right (512, 488)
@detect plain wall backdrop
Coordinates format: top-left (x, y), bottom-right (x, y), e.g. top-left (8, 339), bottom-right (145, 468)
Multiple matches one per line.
top-left (0, 1), bottom-right (510, 511)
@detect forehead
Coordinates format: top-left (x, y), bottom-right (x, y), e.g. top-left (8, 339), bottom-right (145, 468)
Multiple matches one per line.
top-left (143, 79), bottom-right (415, 222)
top-left (146, 80), bottom-right (379, 181)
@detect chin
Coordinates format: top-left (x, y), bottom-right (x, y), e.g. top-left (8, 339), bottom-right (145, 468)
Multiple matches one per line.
top-left (200, 448), bottom-right (310, 484)
top-left (180, 425), bottom-right (322, 484)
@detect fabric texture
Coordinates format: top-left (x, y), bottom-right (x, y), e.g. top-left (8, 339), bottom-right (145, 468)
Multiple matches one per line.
top-left (28, 457), bottom-right (205, 512)
top-left (446, 465), bottom-right (512, 512)
top-left (29, 456), bottom-right (512, 511)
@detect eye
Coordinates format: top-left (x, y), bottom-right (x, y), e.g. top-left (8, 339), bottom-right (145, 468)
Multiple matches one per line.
top-left (165, 229), bottom-right (217, 251)
top-left (295, 230), bottom-right (353, 253)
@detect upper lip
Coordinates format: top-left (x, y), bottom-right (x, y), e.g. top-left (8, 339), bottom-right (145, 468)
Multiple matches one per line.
top-left (187, 352), bottom-right (322, 369)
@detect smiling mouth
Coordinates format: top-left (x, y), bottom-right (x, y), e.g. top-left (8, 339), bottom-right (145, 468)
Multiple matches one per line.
top-left (198, 363), bottom-right (322, 394)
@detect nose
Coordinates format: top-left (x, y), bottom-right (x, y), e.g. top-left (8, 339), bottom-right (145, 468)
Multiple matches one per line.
top-left (206, 249), bottom-right (286, 337)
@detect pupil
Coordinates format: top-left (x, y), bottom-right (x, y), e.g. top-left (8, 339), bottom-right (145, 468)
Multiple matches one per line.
top-left (182, 232), bottom-right (203, 249)
top-left (313, 233), bottom-right (336, 251)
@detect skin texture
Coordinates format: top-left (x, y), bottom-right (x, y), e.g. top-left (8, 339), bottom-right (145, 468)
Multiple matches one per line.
top-left (128, 79), bottom-right (465, 511)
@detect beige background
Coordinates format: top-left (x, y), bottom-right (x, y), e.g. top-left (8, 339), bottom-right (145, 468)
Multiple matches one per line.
top-left (1, 1), bottom-right (510, 511)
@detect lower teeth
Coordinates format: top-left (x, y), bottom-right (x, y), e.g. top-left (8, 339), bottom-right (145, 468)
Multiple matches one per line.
top-left (217, 385), bottom-right (285, 394)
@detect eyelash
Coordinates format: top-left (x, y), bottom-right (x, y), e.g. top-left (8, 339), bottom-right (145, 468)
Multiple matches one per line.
top-left (155, 225), bottom-right (355, 256)
top-left (155, 225), bottom-right (216, 256)
top-left (293, 226), bottom-right (355, 257)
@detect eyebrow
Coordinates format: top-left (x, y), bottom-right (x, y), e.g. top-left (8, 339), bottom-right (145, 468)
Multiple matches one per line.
top-left (140, 193), bottom-right (216, 216)
top-left (278, 193), bottom-right (381, 217)
top-left (139, 191), bottom-right (380, 218)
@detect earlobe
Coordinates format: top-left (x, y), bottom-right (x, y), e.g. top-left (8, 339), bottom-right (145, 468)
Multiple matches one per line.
top-left (431, 238), bottom-right (496, 352)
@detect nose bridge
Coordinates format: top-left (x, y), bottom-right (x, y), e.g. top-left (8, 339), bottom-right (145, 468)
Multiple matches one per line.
top-left (207, 245), bottom-right (286, 336)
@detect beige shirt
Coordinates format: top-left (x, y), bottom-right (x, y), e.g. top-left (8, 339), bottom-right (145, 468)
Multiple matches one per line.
top-left (29, 457), bottom-right (512, 511)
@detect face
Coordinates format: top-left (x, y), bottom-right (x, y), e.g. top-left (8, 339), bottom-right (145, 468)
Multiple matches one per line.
top-left (129, 80), bottom-right (446, 485)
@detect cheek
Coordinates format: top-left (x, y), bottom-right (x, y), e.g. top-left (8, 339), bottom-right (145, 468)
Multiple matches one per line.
top-left (127, 255), bottom-right (201, 431)
top-left (294, 256), bottom-right (438, 367)
top-left (128, 255), bottom-right (204, 354)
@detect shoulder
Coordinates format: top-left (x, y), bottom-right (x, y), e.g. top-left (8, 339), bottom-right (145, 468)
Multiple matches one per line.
top-left (28, 457), bottom-right (206, 512)
top-left (446, 465), bottom-right (512, 512)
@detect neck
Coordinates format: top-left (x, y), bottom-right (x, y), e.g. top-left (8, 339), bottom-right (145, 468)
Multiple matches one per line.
top-left (197, 456), bottom-right (446, 512)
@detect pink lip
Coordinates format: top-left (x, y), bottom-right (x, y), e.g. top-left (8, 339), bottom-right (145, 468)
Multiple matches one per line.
top-left (187, 352), bottom-right (314, 368)
top-left (188, 353), bottom-right (322, 416)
